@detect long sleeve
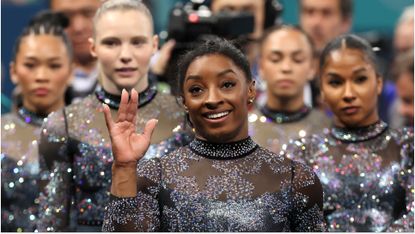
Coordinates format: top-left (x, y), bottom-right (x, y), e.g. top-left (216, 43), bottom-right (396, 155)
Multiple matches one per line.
top-left (102, 158), bottom-right (162, 232)
top-left (387, 128), bottom-right (414, 232)
top-left (37, 110), bottom-right (74, 231)
top-left (289, 160), bottom-right (326, 232)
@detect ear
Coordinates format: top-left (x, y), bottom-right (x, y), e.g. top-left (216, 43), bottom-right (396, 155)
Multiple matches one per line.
top-left (152, 34), bottom-right (159, 55)
top-left (376, 75), bottom-right (383, 95)
top-left (9, 62), bottom-right (18, 85)
top-left (178, 95), bottom-right (187, 110)
top-left (89, 37), bottom-right (97, 58)
top-left (247, 80), bottom-right (256, 103)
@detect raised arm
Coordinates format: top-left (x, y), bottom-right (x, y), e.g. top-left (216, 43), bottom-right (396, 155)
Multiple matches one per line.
top-left (102, 89), bottom-right (160, 232)
top-left (103, 89), bottom-right (157, 197)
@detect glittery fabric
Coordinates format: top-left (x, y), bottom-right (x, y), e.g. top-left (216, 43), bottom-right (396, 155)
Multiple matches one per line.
top-left (248, 106), bottom-right (330, 154)
top-left (102, 138), bottom-right (326, 232)
top-left (1, 110), bottom-right (46, 232)
top-left (285, 121), bottom-right (414, 232)
top-left (37, 88), bottom-right (192, 232)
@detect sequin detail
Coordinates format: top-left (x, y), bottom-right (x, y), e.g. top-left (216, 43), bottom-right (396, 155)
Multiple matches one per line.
top-left (259, 105), bottom-right (311, 124)
top-left (17, 107), bottom-right (47, 127)
top-left (330, 120), bottom-right (388, 142)
top-left (103, 145), bottom-right (326, 231)
top-left (38, 90), bottom-right (190, 231)
top-left (189, 137), bottom-right (258, 160)
top-left (1, 113), bottom-right (42, 232)
top-left (286, 125), bottom-right (414, 232)
top-left (95, 80), bottom-right (157, 109)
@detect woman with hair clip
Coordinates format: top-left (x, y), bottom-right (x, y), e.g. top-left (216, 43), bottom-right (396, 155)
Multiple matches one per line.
top-left (1, 11), bottom-right (73, 232)
top-left (37, 0), bottom-right (191, 232)
top-left (249, 25), bottom-right (330, 154)
top-left (286, 34), bottom-right (414, 232)
top-left (101, 36), bottom-right (325, 232)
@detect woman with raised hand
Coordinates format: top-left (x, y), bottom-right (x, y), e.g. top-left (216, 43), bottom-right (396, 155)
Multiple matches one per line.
top-left (102, 36), bottom-right (325, 232)
top-left (286, 34), bottom-right (414, 232)
top-left (1, 11), bottom-right (73, 232)
top-left (37, 0), bottom-right (191, 231)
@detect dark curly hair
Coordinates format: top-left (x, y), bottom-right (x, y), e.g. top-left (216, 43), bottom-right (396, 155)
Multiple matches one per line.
top-left (177, 36), bottom-right (252, 96)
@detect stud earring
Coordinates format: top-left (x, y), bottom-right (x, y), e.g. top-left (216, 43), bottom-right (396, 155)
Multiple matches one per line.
top-left (248, 98), bottom-right (254, 104)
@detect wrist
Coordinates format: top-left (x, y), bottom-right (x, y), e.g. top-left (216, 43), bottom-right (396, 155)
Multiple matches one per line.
top-left (112, 160), bottom-right (138, 169)
top-left (111, 162), bottom-right (138, 197)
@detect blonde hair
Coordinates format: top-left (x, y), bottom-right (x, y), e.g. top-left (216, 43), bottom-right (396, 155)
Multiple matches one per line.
top-left (93, 0), bottom-right (154, 37)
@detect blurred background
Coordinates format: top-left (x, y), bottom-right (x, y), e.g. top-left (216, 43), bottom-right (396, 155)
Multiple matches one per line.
top-left (1, 0), bottom-right (413, 114)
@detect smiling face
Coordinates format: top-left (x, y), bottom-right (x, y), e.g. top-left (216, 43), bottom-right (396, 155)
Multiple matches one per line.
top-left (10, 34), bottom-right (72, 114)
top-left (260, 28), bottom-right (314, 100)
top-left (90, 9), bottom-right (158, 94)
top-left (321, 48), bottom-right (382, 127)
top-left (183, 54), bottom-right (255, 143)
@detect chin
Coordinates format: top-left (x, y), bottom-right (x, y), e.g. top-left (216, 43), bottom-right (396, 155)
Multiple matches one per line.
top-left (201, 129), bottom-right (239, 143)
top-left (339, 117), bottom-right (364, 128)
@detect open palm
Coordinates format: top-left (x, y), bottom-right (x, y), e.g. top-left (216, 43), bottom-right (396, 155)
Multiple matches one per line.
top-left (103, 89), bottom-right (157, 164)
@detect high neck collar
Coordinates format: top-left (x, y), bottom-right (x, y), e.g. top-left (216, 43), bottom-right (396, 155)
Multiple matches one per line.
top-left (17, 107), bottom-right (48, 127)
top-left (95, 78), bottom-right (157, 110)
top-left (330, 120), bottom-right (388, 143)
top-left (189, 137), bottom-right (258, 160)
top-left (259, 105), bottom-right (311, 124)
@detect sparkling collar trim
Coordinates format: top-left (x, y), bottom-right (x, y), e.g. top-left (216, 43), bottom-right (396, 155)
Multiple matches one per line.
top-left (189, 137), bottom-right (258, 160)
top-left (331, 120), bottom-right (388, 142)
top-left (17, 107), bottom-right (47, 127)
top-left (259, 105), bottom-right (311, 123)
top-left (95, 80), bottom-right (157, 110)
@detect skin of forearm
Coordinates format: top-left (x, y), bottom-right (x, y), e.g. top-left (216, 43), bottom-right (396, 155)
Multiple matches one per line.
top-left (111, 162), bottom-right (138, 197)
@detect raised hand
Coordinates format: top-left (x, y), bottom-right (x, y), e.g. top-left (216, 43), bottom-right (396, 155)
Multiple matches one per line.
top-left (103, 89), bottom-right (158, 166)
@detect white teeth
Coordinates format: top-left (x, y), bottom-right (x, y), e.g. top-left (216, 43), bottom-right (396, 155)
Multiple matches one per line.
top-left (207, 111), bottom-right (229, 119)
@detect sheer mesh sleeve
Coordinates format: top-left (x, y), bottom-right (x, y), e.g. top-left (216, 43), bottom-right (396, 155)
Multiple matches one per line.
top-left (387, 128), bottom-right (414, 232)
top-left (37, 110), bottom-right (74, 231)
top-left (289, 160), bottom-right (326, 232)
top-left (102, 158), bottom-right (162, 232)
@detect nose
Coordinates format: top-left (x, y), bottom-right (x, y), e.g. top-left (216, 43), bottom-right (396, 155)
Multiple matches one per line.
top-left (342, 82), bottom-right (356, 103)
top-left (35, 66), bottom-right (50, 83)
top-left (70, 14), bottom-right (87, 33)
top-left (281, 58), bottom-right (292, 74)
top-left (119, 44), bottom-right (132, 64)
top-left (205, 88), bottom-right (224, 109)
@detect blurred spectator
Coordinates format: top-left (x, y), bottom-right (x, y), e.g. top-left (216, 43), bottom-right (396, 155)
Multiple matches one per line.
top-left (299, 0), bottom-right (352, 55)
top-left (298, 0), bottom-right (353, 109)
top-left (394, 5), bottom-right (414, 54)
top-left (49, 0), bottom-right (101, 102)
top-left (388, 6), bottom-right (414, 127)
top-left (151, 0), bottom-right (282, 95)
top-left (393, 51), bottom-right (414, 127)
